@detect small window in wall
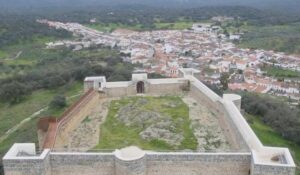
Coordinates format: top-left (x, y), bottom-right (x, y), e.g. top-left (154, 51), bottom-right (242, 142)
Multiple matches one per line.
top-left (99, 82), bottom-right (102, 88)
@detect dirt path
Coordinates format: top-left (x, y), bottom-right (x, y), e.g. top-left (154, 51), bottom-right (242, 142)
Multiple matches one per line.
top-left (67, 98), bottom-right (112, 151)
top-left (0, 93), bottom-right (82, 143)
top-left (183, 96), bottom-right (231, 152)
top-left (4, 51), bottom-right (23, 61)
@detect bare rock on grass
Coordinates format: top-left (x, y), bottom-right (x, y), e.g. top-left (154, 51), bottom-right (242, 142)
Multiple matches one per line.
top-left (140, 121), bottom-right (184, 146)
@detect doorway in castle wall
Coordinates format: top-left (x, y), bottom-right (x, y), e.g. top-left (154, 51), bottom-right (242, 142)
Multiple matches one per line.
top-left (137, 81), bottom-right (145, 94)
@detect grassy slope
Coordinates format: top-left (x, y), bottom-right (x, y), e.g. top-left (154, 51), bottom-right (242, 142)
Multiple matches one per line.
top-left (0, 36), bottom-right (68, 79)
top-left (245, 114), bottom-right (300, 174)
top-left (95, 96), bottom-right (197, 151)
top-left (0, 82), bottom-right (82, 158)
top-left (0, 118), bottom-right (38, 159)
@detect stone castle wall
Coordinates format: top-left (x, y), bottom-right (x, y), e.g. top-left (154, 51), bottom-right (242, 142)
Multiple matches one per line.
top-left (3, 73), bottom-right (295, 175)
top-left (104, 79), bottom-right (186, 98)
top-left (146, 79), bottom-right (187, 96)
top-left (105, 86), bottom-right (134, 97)
top-left (146, 153), bottom-right (251, 175)
top-left (251, 163), bottom-right (295, 175)
top-left (4, 149), bottom-right (296, 175)
top-left (3, 156), bottom-right (51, 175)
top-left (189, 83), bottom-right (249, 151)
top-left (4, 151), bottom-right (251, 175)
top-left (50, 153), bottom-right (115, 175)
top-left (54, 91), bottom-right (102, 148)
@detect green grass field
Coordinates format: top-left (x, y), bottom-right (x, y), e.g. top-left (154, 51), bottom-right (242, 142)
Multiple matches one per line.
top-left (0, 36), bottom-right (69, 79)
top-left (238, 23), bottom-right (300, 54)
top-left (86, 21), bottom-right (194, 32)
top-left (0, 50), bottom-right (8, 59)
top-left (95, 96), bottom-right (197, 151)
top-left (86, 23), bottom-right (143, 32)
top-left (154, 21), bottom-right (194, 30)
top-left (263, 66), bottom-right (300, 78)
top-left (245, 114), bottom-right (300, 174)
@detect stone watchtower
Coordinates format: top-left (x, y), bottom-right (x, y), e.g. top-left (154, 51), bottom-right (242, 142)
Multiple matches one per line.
top-left (84, 76), bottom-right (106, 92)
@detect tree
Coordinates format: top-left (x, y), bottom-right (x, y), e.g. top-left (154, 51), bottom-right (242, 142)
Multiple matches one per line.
top-left (241, 92), bottom-right (300, 144)
top-left (223, 29), bottom-right (230, 37)
top-left (50, 95), bottom-right (67, 109)
top-left (0, 81), bottom-right (32, 103)
top-left (220, 73), bottom-right (230, 91)
top-left (204, 83), bottom-right (223, 96)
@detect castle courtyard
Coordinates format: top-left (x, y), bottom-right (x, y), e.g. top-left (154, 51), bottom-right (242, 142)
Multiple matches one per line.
top-left (67, 95), bottom-right (231, 152)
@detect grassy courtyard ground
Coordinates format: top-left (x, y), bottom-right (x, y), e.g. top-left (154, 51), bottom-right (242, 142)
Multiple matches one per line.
top-left (95, 96), bottom-right (197, 151)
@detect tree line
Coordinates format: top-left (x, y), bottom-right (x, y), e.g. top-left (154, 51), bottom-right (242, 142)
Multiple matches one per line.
top-left (241, 92), bottom-right (300, 144)
top-left (0, 14), bottom-right (72, 48)
top-left (0, 48), bottom-right (135, 104)
top-left (1, 6), bottom-right (300, 48)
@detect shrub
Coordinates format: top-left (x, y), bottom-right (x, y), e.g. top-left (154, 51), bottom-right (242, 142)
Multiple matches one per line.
top-left (0, 81), bottom-right (32, 104)
top-left (50, 95), bottom-right (67, 109)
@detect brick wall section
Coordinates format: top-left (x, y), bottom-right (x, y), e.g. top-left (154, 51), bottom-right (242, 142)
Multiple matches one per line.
top-left (3, 153), bottom-right (51, 175)
top-left (105, 86), bottom-right (134, 97)
top-left (147, 83), bottom-right (185, 96)
top-left (115, 156), bottom-right (146, 175)
top-left (146, 153), bottom-right (251, 175)
top-left (216, 100), bottom-right (249, 151)
top-left (5, 152), bottom-right (250, 175)
top-left (251, 163), bottom-right (296, 175)
top-left (50, 153), bottom-right (115, 175)
top-left (105, 81), bottom-right (186, 98)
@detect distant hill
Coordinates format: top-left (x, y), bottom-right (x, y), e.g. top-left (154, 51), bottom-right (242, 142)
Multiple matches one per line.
top-left (0, 0), bottom-right (300, 15)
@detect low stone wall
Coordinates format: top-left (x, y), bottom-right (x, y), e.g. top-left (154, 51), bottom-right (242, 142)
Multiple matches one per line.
top-left (147, 82), bottom-right (185, 96)
top-left (3, 149), bottom-right (252, 175)
top-left (115, 155), bottom-right (146, 175)
top-left (2, 144), bottom-right (51, 175)
top-left (50, 153), bottom-right (115, 175)
top-left (146, 153), bottom-right (251, 175)
top-left (105, 86), bottom-right (135, 97)
top-left (12, 149), bottom-right (294, 175)
top-left (3, 157), bottom-right (51, 175)
top-left (251, 163), bottom-right (295, 175)
top-left (104, 79), bottom-right (186, 98)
